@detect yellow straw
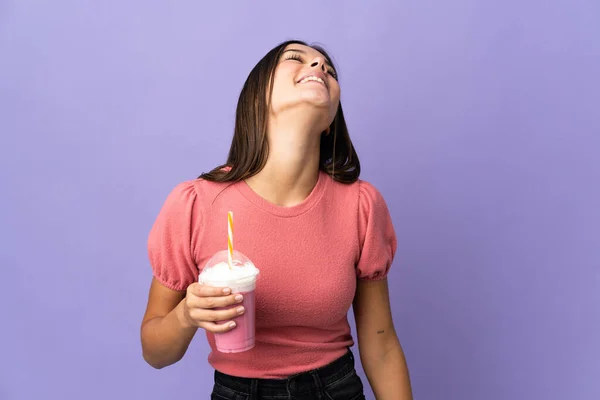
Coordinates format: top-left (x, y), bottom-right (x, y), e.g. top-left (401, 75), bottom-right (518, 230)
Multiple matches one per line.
top-left (227, 211), bottom-right (234, 269)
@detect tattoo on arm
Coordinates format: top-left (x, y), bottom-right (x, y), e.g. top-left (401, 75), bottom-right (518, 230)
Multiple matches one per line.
top-left (377, 330), bottom-right (385, 334)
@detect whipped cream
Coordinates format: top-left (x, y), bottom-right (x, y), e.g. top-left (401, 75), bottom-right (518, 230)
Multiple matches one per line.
top-left (199, 261), bottom-right (259, 283)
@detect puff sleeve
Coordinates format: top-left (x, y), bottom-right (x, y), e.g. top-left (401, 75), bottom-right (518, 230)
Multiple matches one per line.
top-left (147, 181), bottom-right (199, 291)
top-left (356, 180), bottom-right (398, 280)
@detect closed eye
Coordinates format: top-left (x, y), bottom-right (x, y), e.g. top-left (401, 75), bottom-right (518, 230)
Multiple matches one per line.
top-left (283, 52), bottom-right (338, 80)
top-left (285, 53), bottom-right (303, 62)
top-left (327, 67), bottom-right (338, 80)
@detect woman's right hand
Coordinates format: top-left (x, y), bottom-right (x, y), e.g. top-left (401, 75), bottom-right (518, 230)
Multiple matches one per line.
top-left (180, 283), bottom-right (245, 333)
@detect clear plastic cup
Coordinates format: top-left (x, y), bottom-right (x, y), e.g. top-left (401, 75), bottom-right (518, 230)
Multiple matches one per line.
top-left (198, 250), bottom-right (259, 353)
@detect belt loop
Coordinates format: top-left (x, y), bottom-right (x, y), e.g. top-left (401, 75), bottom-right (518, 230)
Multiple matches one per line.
top-left (250, 378), bottom-right (258, 399)
top-left (286, 376), bottom-right (293, 398)
top-left (311, 370), bottom-right (325, 399)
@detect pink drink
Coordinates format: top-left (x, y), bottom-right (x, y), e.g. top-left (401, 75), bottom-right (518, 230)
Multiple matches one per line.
top-left (199, 250), bottom-right (259, 353)
top-left (214, 290), bottom-right (256, 352)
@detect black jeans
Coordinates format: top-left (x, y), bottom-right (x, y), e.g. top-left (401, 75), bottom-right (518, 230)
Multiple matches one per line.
top-left (211, 349), bottom-right (366, 399)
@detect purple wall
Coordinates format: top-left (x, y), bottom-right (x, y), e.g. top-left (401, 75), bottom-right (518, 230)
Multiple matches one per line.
top-left (1, 1), bottom-right (599, 399)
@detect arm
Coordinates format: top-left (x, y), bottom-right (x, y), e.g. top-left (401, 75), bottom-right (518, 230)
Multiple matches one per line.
top-left (140, 277), bottom-right (244, 369)
top-left (140, 278), bottom-right (198, 369)
top-left (353, 278), bottom-right (413, 399)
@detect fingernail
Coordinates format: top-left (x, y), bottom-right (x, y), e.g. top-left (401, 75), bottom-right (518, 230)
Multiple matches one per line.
top-left (235, 295), bottom-right (243, 302)
top-left (229, 322), bottom-right (236, 328)
top-left (222, 288), bottom-right (231, 295)
top-left (236, 307), bottom-right (245, 314)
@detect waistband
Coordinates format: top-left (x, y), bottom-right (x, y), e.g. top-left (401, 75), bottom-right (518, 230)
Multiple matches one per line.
top-left (214, 349), bottom-right (355, 394)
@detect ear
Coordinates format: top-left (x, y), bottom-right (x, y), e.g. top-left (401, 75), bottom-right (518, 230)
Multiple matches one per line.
top-left (324, 126), bottom-right (331, 136)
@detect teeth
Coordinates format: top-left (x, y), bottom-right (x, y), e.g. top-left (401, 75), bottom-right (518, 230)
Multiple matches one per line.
top-left (300, 76), bottom-right (325, 85)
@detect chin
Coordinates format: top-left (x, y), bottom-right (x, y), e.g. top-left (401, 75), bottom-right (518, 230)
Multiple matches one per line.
top-left (299, 93), bottom-right (332, 108)
top-left (272, 95), bottom-right (337, 117)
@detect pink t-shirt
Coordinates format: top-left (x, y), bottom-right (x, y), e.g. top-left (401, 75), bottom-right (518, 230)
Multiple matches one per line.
top-left (147, 171), bottom-right (397, 379)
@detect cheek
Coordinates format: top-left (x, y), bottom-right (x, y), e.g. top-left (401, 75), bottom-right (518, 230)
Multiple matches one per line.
top-left (273, 65), bottom-right (296, 87)
top-left (269, 71), bottom-right (294, 103)
top-left (329, 80), bottom-right (340, 99)
top-left (330, 87), bottom-right (341, 112)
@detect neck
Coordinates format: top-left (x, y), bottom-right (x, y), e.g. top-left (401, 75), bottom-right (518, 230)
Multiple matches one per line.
top-left (245, 110), bottom-right (325, 207)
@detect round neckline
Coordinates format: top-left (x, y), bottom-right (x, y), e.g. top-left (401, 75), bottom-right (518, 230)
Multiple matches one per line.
top-left (234, 171), bottom-right (330, 217)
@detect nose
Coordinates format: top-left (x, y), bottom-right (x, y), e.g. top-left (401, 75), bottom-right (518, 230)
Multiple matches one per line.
top-left (310, 56), bottom-right (327, 72)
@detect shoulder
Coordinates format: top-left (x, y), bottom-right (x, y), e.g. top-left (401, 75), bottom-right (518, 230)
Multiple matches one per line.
top-left (356, 179), bottom-right (395, 242)
top-left (161, 178), bottom-right (235, 210)
top-left (354, 178), bottom-right (397, 279)
top-left (328, 175), bottom-right (385, 198)
top-left (357, 179), bottom-right (389, 214)
top-left (325, 175), bottom-right (389, 212)
top-left (358, 179), bottom-right (384, 199)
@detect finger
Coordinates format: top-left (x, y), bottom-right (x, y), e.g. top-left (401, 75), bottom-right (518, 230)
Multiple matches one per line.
top-left (188, 283), bottom-right (232, 297)
top-left (188, 293), bottom-right (243, 309)
top-left (199, 320), bottom-right (238, 334)
top-left (189, 305), bottom-right (245, 323)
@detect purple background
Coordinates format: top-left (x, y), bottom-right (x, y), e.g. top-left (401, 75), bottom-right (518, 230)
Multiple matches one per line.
top-left (1, 1), bottom-right (599, 399)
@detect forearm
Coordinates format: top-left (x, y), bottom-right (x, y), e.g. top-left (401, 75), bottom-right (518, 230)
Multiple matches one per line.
top-left (361, 343), bottom-right (413, 400)
top-left (141, 299), bottom-right (198, 369)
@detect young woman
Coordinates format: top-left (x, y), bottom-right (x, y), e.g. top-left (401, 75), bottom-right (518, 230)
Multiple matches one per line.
top-left (141, 40), bottom-right (413, 400)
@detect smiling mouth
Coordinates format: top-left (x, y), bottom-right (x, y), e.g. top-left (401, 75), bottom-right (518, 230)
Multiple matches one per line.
top-left (298, 76), bottom-right (326, 86)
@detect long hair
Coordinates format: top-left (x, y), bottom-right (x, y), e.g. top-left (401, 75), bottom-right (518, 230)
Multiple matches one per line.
top-left (199, 40), bottom-right (360, 184)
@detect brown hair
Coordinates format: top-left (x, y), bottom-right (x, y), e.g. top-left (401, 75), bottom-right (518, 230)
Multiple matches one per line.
top-left (199, 40), bottom-right (360, 184)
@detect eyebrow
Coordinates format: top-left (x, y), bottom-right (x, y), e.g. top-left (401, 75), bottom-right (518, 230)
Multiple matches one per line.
top-left (283, 48), bottom-right (333, 68)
